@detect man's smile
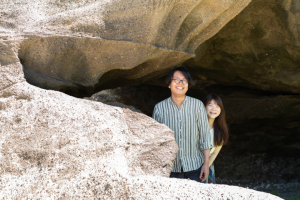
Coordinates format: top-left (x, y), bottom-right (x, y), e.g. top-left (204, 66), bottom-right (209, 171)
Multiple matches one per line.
top-left (176, 86), bottom-right (184, 90)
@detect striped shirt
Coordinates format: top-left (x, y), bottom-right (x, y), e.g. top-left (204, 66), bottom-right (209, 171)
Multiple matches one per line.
top-left (153, 96), bottom-right (212, 172)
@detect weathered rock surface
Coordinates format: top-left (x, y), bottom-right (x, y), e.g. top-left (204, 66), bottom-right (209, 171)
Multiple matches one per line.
top-left (0, 63), bottom-right (179, 198)
top-left (1, 0), bottom-right (251, 96)
top-left (185, 0), bottom-right (300, 94)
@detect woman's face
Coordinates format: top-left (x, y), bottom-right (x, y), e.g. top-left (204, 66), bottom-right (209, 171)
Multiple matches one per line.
top-left (206, 99), bottom-right (221, 119)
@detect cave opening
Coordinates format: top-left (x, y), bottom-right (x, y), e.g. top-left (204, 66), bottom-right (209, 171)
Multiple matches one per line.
top-left (18, 36), bottom-right (300, 193)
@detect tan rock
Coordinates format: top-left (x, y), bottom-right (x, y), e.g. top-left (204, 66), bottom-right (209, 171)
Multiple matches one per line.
top-left (1, 0), bottom-right (252, 95)
top-left (185, 0), bottom-right (300, 94)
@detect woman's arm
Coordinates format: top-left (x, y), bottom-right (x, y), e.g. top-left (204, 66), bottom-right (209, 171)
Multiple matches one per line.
top-left (209, 145), bottom-right (222, 166)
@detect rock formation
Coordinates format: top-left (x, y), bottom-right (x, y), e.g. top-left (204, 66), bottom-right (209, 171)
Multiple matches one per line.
top-left (1, 0), bottom-right (252, 96)
top-left (185, 0), bottom-right (300, 94)
top-left (1, 0), bottom-right (299, 198)
top-left (87, 0), bottom-right (300, 194)
top-left (0, 40), bottom-right (280, 200)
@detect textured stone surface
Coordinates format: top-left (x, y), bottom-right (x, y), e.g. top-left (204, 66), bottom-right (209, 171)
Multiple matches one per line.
top-left (0, 83), bottom-right (178, 197)
top-left (0, 0), bottom-right (251, 96)
top-left (0, 37), bottom-right (25, 90)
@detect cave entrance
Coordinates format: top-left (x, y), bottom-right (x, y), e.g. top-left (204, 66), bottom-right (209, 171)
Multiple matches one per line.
top-left (18, 36), bottom-right (300, 196)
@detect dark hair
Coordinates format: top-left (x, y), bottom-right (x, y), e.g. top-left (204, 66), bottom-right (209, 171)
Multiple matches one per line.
top-left (165, 66), bottom-right (193, 86)
top-left (204, 94), bottom-right (229, 146)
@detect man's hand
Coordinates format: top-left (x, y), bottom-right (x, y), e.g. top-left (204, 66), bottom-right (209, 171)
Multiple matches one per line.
top-left (199, 163), bottom-right (209, 182)
top-left (200, 149), bottom-right (210, 182)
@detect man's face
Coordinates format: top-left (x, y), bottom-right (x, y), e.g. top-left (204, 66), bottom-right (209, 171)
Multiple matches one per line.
top-left (168, 71), bottom-right (188, 96)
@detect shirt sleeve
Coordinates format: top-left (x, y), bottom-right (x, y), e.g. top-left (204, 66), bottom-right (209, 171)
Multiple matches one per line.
top-left (152, 104), bottom-right (162, 123)
top-left (197, 102), bottom-right (212, 150)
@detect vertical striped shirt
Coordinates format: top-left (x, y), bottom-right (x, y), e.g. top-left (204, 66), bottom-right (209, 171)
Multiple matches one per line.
top-left (153, 96), bottom-right (212, 172)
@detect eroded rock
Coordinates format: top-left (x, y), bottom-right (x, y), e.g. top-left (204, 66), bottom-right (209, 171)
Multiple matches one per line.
top-left (1, 0), bottom-right (251, 95)
top-left (0, 81), bottom-right (178, 199)
top-left (185, 0), bottom-right (300, 94)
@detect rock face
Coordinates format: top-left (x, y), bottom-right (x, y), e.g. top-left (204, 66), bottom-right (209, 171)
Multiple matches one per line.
top-left (0, 42), bottom-right (281, 200)
top-left (185, 0), bottom-right (300, 94)
top-left (180, 0), bottom-right (300, 187)
top-left (0, 86), bottom-right (177, 199)
top-left (1, 0), bottom-right (252, 96)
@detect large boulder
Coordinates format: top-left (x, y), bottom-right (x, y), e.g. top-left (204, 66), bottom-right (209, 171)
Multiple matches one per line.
top-left (0, 82), bottom-right (176, 198)
top-left (1, 0), bottom-right (252, 96)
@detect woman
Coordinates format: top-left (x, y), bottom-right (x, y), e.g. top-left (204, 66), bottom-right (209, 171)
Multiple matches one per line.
top-left (203, 94), bottom-right (229, 183)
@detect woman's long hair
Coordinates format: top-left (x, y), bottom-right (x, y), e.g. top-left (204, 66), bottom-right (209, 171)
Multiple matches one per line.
top-left (204, 94), bottom-right (229, 146)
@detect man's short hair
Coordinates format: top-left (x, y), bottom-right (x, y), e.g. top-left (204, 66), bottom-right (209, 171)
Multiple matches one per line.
top-left (165, 66), bottom-right (193, 86)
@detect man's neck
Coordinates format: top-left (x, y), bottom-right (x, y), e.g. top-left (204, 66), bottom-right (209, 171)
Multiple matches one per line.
top-left (171, 94), bottom-right (186, 108)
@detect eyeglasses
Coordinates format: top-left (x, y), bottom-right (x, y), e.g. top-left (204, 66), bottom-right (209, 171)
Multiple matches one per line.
top-left (172, 78), bottom-right (188, 85)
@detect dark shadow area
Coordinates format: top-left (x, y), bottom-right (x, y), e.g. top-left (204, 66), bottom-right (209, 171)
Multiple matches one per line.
top-left (88, 83), bottom-right (300, 188)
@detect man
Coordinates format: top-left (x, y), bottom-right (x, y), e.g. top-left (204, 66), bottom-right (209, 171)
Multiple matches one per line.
top-left (152, 66), bottom-right (212, 182)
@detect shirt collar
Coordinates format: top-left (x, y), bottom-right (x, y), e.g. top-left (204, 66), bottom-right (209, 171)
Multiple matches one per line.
top-left (168, 95), bottom-right (188, 109)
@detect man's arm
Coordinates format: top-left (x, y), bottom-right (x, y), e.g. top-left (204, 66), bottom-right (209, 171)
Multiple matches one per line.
top-left (197, 102), bottom-right (212, 150)
top-left (197, 102), bottom-right (213, 182)
top-left (199, 148), bottom-right (210, 182)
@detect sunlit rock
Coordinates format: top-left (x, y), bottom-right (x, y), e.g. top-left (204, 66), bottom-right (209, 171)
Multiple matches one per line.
top-left (1, 0), bottom-right (251, 96)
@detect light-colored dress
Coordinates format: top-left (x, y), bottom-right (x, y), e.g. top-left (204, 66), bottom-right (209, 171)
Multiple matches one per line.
top-left (210, 128), bottom-right (216, 155)
top-left (207, 128), bottom-right (216, 183)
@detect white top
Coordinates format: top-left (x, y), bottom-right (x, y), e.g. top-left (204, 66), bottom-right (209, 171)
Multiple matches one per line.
top-left (210, 128), bottom-right (216, 155)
